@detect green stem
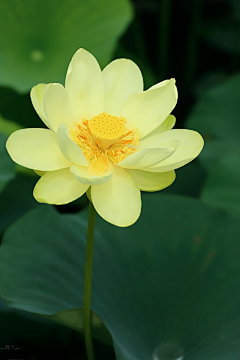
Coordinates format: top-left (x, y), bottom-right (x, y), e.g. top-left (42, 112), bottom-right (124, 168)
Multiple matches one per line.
top-left (83, 201), bottom-right (96, 360)
top-left (159, 0), bottom-right (172, 80)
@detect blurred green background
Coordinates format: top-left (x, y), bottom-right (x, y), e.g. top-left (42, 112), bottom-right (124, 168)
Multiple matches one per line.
top-left (0, 0), bottom-right (240, 359)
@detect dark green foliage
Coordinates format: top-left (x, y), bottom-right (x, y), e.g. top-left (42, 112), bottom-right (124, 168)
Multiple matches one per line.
top-left (0, 0), bottom-right (240, 359)
top-left (1, 195), bottom-right (240, 359)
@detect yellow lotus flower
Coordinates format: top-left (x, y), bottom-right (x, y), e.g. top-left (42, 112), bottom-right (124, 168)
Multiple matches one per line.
top-left (6, 49), bottom-right (203, 227)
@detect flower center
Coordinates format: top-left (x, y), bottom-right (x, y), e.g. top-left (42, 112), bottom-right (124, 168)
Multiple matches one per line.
top-left (88, 113), bottom-right (126, 140)
top-left (70, 112), bottom-right (139, 170)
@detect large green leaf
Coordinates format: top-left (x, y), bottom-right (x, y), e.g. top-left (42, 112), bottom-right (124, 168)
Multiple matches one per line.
top-left (0, 194), bottom-right (240, 359)
top-left (0, 0), bottom-right (133, 92)
top-left (165, 161), bottom-right (206, 198)
top-left (0, 87), bottom-right (43, 129)
top-left (0, 114), bottom-right (22, 136)
top-left (201, 151), bottom-right (240, 219)
top-left (0, 133), bottom-right (15, 194)
top-left (43, 308), bottom-right (113, 345)
top-left (0, 174), bottom-right (38, 236)
top-left (0, 298), bottom-right (73, 351)
top-left (186, 73), bottom-right (240, 170)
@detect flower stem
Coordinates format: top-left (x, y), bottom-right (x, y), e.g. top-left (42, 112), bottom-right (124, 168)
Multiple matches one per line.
top-left (83, 201), bottom-right (96, 360)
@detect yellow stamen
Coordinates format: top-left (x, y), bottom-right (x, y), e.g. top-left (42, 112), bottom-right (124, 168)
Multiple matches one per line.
top-left (70, 112), bottom-right (139, 170)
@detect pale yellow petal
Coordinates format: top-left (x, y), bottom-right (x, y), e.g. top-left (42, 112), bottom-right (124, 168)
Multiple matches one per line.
top-left (117, 140), bottom-right (178, 169)
top-left (121, 79), bottom-right (177, 138)
top-left (34, 170), bottom-right (45, 176)
top-left (149, 79), bottom-right (178, 98)
top-left (44, 83), bottom-right (75, 133)
top-left (127, 169), bottom-right (176, 191)
top-left (30, 83), bottom-right (49, 128)
top-left (142, 115), bottom-right (176, 140)
top-left (65, 48), bottom-right (104, 121)
top-left (57, 123), bottom-right (88, 166)
top-left (34, 168), bottom-right (89, 205)
top-left (6, 129), bottom-right (72, 171)
top-left (141, 129), bottom-right (204, 172)
top-left (91, 166), bottom-right (141, 227)
top-left (70, 161), bottom-right (113, 185)
top-left (102, 58), bottom-right (143, 116)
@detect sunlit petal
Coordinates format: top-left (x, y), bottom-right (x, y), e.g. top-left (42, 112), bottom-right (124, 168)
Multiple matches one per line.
top-left (141, 129), bottom-right (204, 172)
top-left (34, 168), bottom-right (89, 204)
top-left (121, 79), bottom-right (177, 138)
top-left (57, 123), bottom-right (88, 166)
top-left (44, 83), bottom-right (75, 132)
top-left (142, 115), bottom-right (176, 140)
top-left (127, 169), bottom-right (176, 191)
top-left (70, 160), bottom-right (114, 185)
top-left (65, 48), bottom-right (104, 121)
top-left (6, 129), bottom-right (72, 171)
top-left (30, 83), bottom-right (49, 128)
top-left (91, 166), bottom-right (141, 227)
top-left (118, 140), bottom-right (178, 169)
top-left (102, 58), bottom-right (143, 116)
